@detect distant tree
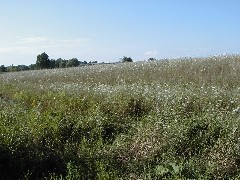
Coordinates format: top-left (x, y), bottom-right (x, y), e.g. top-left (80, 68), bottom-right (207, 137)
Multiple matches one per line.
top-left (29, 64), bottom-right (37, 70)
top-left (66, 58), bottom-right (79, 67)
top-left (7, 65), bottom-right (16, 72)
top-left (49, 59), bottom-right (56, 69)
top-left (17, 65), bottom-right (29, 71)
top-left (0, 65), bottom-right (6, 72)
top-left (89, 61), bottom-right (97, 64)
top-left (36, 52), bottom-right (50, 69)
top-left (121, 56), bottom-right (133, 63)
top-left (55, 58), bottom-right (68, 68)
top-left (59, 60), bottom-right (67, 68)
top-left (148, 58), bottom-right (157, 61)
top-left (55, 58), bottom-right (63, 68)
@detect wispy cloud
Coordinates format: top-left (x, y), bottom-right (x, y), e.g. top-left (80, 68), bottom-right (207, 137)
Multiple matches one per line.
top-left (0, 36), bottom-right (90, 56)
top-left (144, 50), bottom-right (158, 57)
top-left (18, 36), bottom-right (90, 46)
top-left (18, 36), bottom-right (50, 44)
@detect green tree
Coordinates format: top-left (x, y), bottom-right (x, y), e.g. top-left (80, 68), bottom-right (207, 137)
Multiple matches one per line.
top-left (121, 56), bottom-right (133, 63)
top-left (16, 65), bottom-right (29, 71)
top-left (0, 65), bottom-right (6, 72)
top-left (7, 65), bottom-right (16, 72)
top-left (59, 60), bottom-right (67, 68)
top-left (55, 58), bottom-right (63, 68)
top-left (55, 58), bottom-right (68, 68)
top-left (49, 59), bottom-right (56, 69)
top-left (66, 58), bottom-right (80, 67)
top-left (148, 58), bottom-right (157, 61)
top-left (36, 52), bottom-right (50, 69)
top-left (29, 64), bottom-right (37, 70)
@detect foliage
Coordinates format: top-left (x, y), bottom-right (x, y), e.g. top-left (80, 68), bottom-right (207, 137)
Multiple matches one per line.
top-left (148, 57), bottom-right (157, 61)
top-left (0, 65), bottom-right (7, 72)
top-left (0, 54), bottom-right (100, 72)
top-left (36, 52), bottom-right (50, 69)
top-left (121, 56), bottom-right (133, 63)
top-left (66, 58), bottom-right (80, 67)
top-left (1, 55), bottom-right (240, 179)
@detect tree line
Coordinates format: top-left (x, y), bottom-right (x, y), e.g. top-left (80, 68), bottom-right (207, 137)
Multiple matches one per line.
top-left (0, 52), bottom-right (137, 73)
top-left (0, 52), bottom-right (97, 72)
top-left (36, 52), bottom-right (93, 69)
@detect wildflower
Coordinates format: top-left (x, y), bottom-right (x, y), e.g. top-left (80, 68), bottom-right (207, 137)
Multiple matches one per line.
top-left (233, 107), bottom-right (240, 114)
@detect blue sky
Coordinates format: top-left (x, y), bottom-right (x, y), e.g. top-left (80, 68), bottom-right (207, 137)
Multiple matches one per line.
top-left (0, 0), bottom-right (240, 66)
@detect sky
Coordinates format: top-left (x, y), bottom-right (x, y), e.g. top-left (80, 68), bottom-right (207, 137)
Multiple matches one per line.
top-left (0, 0), bottom-right (240, 66)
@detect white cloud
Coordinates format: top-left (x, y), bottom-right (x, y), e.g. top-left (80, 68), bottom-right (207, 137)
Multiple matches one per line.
top-left (144, 50), bottom-right (158, 57)
top-left (0, 36), bottom-right (90, 55)
top-left (18, 36), bottom-right (89, 46)
top-left (19, 36), bottom-right (50, 44)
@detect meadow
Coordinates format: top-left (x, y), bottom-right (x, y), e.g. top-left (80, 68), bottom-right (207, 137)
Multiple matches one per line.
top-left (0, 55), bottom-right (240, 179)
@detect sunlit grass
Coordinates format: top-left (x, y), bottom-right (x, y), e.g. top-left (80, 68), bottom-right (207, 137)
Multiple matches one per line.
top-left (0, 55), bottom-right (240, 179)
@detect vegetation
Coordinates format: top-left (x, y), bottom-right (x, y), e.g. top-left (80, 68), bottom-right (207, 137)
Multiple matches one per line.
top-left (0, 55), bottom-right (240, 179)
top-left (121, 56), bottom-right (133, 63)
top-left (0, 52), bottom-right (100, 72)
top-left (36, 52), bottom-right (50, 69)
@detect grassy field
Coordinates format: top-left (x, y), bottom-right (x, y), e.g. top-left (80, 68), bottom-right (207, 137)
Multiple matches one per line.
top-left (1, 55), bottom-right (240, 179)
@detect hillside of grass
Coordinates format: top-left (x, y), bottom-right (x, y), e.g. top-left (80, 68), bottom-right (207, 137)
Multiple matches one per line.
top-left (1, 55), bottom-right (240, 179)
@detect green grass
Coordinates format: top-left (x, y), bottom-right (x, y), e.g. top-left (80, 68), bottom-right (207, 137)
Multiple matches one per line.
top-left (1, 55), bottom-right (240, 179)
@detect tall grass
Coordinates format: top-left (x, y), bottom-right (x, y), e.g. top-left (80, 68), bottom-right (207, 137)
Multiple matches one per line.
top-left (0, 55), bottom-right (240, 179)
